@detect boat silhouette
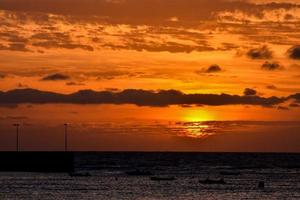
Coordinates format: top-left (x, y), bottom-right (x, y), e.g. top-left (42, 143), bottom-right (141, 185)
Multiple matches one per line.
top-left (199, 178), bottom-right (226, 185)
top-left (150, 176), bottom-right (176, 181)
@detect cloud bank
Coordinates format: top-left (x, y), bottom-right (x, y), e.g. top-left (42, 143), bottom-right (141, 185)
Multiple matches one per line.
top-left (0, 88), bottom-right (297, 107)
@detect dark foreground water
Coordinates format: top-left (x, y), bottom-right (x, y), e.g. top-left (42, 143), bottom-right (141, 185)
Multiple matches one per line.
top-left (0, 153), bottom-right (299, 199)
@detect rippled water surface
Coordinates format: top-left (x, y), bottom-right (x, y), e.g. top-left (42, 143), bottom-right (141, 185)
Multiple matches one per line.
top-left (0, 153), bottom-right (299, 199)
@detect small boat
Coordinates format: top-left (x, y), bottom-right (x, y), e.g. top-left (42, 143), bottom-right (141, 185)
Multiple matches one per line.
top-left (150, 176), bottom-right (176, 181)
top-left (125, 169), bottom-right (153, 176)
top-left (220, 171), bottom-right (241, 176)
top-left (69, 171), bottom-right (91, 177)
top-left (199, 178), bottom-right (226, 185)
top-left (258, 181), bottom-right (265, 188)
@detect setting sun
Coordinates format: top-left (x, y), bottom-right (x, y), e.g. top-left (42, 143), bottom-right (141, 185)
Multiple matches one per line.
top-left (182, 109), bottom-right (214, 122)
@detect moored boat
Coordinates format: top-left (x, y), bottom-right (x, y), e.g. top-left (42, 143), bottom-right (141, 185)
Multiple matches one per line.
top-left (150, 176), bottom-right (176, 181)
top-left (199, 178), bottom-right (226, 185)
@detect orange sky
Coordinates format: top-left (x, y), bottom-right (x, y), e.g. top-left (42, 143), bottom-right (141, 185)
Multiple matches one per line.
top-left (0, 0), bottom-right (300, 151)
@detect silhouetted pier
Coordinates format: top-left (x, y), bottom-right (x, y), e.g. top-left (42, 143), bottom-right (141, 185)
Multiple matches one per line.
top-left (0, 152), bottom-right (74, 172)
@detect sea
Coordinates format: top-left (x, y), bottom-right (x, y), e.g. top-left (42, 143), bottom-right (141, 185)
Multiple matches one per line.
top-left (0, 152), bottom-right (299, 200)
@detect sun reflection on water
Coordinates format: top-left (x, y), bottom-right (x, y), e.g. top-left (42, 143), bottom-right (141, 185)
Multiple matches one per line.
top-left (175, 109), bottom-right (217, 138)
top-left (172, 121), bottom-right (219, 139)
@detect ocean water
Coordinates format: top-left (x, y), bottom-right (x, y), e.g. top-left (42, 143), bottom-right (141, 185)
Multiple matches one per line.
top-left (0, 153), bottom-right (299, 200)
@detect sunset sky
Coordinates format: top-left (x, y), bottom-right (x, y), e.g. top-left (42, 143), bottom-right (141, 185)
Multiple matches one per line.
top-left (0, 0), bottom-right (300, 152)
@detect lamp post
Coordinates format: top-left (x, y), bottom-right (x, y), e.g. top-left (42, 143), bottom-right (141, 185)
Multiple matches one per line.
top-left (64, 123), bottom-right (68, 152)
top-left (13, 123), bottom-right (20, 152)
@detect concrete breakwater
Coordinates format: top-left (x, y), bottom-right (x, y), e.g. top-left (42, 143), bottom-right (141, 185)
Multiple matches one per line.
top-left (0, 152), bottom-right (74, 172)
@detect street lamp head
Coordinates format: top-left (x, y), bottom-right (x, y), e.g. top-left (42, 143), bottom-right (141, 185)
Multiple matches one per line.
top-left (13, 123), bottom-right (20, 127)
top-left (64, 123), bottom-right (68, 126)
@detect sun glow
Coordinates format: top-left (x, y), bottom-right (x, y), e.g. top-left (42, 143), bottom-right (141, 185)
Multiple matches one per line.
top-left (183, 109), bottom-right (214, 122)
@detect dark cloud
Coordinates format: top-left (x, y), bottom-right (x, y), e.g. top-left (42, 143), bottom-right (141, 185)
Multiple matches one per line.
top-left (287, 45), bottom-right (300, 60)
top-left (41, 73), bottom-right (70, 81)
top-left (266, 85), bottom-right (277, 90)
top-left (289, 93), bottom-right (300, 103)
top-left (261, 61), bottom-right (283, 71)
top-left (195, 64), bottom-right (222, 74)
top-left (205, 65), bottom-right (222, 73)
top-left (247, 46), bottom-right (273, 59)
top-left (0, 88), bottom-right (289, 107)
top-left (66, 82), bottom-right (85, 86)
top-left (244, 88), bottom-right (257, 96)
